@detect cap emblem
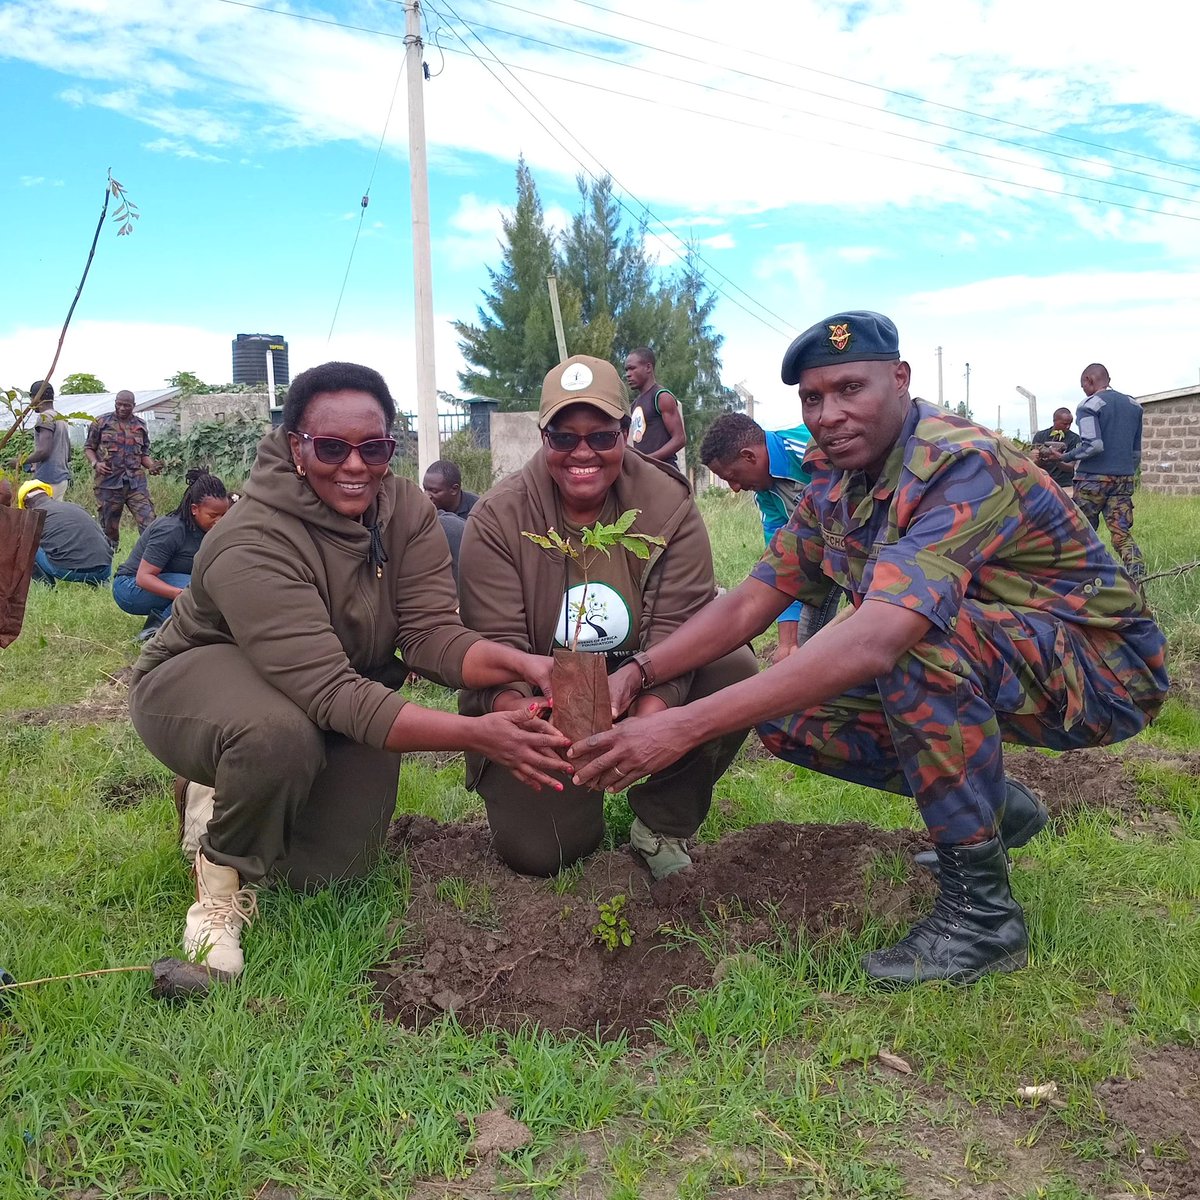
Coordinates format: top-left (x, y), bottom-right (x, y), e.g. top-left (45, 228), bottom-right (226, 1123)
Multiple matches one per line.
top-left (827, 323), bottom-right (852, 352)
top-left (560, 363), bottom-right (593, 391)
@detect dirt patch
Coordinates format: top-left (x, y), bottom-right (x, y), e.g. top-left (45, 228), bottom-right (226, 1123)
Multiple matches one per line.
top-left (1002, 744), bottom-right (1200, 825)
top-left (13, 667), bottom-right (133, 728)
top-left (97, 773), bottom-right (160, 810)
top-left (1096, 1045), bottom-right (1200, 1196)
top-left (374, 818), bottom-right (933, 1038)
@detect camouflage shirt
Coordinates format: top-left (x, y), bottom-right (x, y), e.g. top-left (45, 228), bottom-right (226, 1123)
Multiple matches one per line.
top-left (85, 412), bottom-right (151, 492)
top-left (751, 399), bottom-right (1166, 706)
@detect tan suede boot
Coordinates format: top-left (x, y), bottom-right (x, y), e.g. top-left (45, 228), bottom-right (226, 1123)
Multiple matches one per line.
top-left (183, 853), bottom-right (258, 978)
top-left (174, 777), bottom-right (215, 863)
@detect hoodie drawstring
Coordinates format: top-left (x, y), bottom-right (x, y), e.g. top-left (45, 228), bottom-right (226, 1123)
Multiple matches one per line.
top-left (367, 522), bottom-right (389, 579)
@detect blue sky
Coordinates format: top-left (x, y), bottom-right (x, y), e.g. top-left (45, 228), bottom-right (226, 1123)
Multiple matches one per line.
top-left (3, 0), bottom-right (1199, 436)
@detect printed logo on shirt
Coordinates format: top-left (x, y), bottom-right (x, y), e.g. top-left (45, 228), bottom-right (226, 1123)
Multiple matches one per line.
top-left (827, 322), bottom-right (852, 352)
top-left (554, 582), bottom-right (631, 653)
top-left (629, 406), bottom-right (647, 445)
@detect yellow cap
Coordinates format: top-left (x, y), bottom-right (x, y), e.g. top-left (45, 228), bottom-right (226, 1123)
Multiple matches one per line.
top-left (16, 480), bottom-right (53, 508)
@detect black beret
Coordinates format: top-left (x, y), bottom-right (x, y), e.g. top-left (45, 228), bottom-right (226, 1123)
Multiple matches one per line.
top-left (781, 310), bottom-right (900, 385)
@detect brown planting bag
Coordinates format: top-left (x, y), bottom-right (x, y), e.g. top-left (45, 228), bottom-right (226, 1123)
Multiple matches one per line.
top-left (0, 505), bottom-right (46, 648)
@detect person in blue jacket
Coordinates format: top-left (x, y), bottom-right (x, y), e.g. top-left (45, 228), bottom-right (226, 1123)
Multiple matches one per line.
top-left (700, 412), bottom-right (838, 662)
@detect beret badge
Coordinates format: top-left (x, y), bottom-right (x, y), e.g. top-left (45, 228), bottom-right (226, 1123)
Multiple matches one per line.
top-left (827, 322), bottom-right (852, 352)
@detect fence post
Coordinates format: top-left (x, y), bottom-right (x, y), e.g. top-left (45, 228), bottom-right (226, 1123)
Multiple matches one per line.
top-left (467, 398), bottom-right (499, 450)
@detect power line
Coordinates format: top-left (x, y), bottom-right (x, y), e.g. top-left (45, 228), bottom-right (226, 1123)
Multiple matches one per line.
top-left (219, 0), bottom-right (794, 334)
top-left (566, 0), bottom-right (1200, 180)
top-left (435, 9), bottom-right (1200, 210)
top-left (429, 42), bottom-right (1200, 225)
top-left (489, 0), bottom-right (1197, 194)
top-left (219, 0), bottom-right (1200, 225)
top-left (420, 0), bottom-right (798, 336)
top-left (328, 54), bottom-right (409, 342)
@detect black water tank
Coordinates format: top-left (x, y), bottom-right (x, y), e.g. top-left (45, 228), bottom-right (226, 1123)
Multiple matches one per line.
top-left (232, 333), bottom-right (290, 387)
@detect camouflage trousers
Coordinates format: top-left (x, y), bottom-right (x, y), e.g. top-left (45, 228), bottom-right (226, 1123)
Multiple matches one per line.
top-left (758, 599), bottom-right (1163, 846)
top-left (1073, 474), bottom-right (1145, 579)
top-left (95, 484), bottom-right (156, 547)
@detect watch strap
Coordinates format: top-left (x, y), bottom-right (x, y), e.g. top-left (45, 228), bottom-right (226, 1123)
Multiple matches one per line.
top-left (632, 651), bottom-right (657, 691)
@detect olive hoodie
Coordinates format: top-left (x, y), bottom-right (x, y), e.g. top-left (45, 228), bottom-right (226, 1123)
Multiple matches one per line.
top-left (458, 448), bottom-right (719, 730)
top-left (132, 426), bottom-right (480, 749)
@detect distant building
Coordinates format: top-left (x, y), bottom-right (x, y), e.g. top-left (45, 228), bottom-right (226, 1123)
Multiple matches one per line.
top-left (1138, 384), bottom-right (1200, 495)
top-left (61, 388), bottom-right (181, 444)
top-left (232, 333), bottom-right (289, 387)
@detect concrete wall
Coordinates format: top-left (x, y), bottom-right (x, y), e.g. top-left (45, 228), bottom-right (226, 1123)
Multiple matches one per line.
top-left (1139, 394), bottom-right (1200, 495)
top-left (490, 411), bottom-right (541, 482)
top-left (180, 392), bottom-right (270, 437)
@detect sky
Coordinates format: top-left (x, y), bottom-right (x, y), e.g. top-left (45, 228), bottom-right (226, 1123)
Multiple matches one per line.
top-left (3, 0), bottom-right (1200, 437)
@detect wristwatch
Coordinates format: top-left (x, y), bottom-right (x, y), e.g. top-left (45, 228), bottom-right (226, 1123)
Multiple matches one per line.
top-left (631, 651), bottom-right (657, 691)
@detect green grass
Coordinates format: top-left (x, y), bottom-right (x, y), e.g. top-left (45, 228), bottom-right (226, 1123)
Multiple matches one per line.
top-left (2, 492), bottom-right (1198, 1198)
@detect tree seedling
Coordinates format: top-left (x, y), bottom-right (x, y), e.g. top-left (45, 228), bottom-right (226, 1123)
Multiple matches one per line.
top-left (592, 894), bottom-right (634, 951)
top-left (522, 510), bottom-right (664, 742)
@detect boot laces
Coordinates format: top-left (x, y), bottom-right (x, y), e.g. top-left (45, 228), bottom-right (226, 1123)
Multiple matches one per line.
top-left (198, 885), bottom-right (259, 937)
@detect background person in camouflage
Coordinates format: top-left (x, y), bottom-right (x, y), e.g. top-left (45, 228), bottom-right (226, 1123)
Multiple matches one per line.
top-left (84, 389), bottom-right (162, 547)
top-left (568, 310), bottom-right (1168, 987)
top-left (1062, 364), bottom-right (1145, 580)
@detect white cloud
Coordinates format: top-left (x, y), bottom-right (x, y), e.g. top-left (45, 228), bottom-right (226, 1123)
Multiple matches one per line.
top-left (835, 246), bottom-right (886, 263)
top-left (6, 0), bottom-right (1197, 227)
top-left (700, 233), bottom-right (735, 250)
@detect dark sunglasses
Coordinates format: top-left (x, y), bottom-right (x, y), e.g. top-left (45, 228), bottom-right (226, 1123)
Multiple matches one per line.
top-left (542, 429), bottom-right (624, 453)
top-left (296, 431), bottom-right (397, 466)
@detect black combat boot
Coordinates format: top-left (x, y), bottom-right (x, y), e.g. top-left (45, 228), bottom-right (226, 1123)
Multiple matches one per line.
top-left (914, 778), bottom-right (1048, 877)
top-left (863, 836), bottom-right (1028, 985)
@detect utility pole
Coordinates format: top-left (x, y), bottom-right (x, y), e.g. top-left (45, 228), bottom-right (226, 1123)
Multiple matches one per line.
top-left (1016, 386), bottom-right (1037, 437)
top-left (546, 276), bottom-right (568, 362)
top-left (936, 346), bottom-right (944, 408)
top-left (964, 361), bottom-right (971, 413)
top-left (405, 0), bottom-right (439, 478)
top-left (733, 382), bottom-right (754, 422)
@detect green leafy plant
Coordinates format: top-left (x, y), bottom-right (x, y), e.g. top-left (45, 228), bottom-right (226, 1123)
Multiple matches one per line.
top-left (592, 893), bottom-right (634, 951)
top-left (152, 415), bottom-right (266, 485)
top-left (522, 509), bottom-right (664, 651)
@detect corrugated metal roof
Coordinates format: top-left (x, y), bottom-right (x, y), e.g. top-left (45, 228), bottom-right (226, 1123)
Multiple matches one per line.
top-left (59, 388), bottom-right (180, 419)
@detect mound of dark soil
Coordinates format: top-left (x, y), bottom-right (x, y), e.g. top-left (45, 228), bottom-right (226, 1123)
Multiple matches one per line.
top-left (1097, 1045), bottom-right (1200, 1196)
top-left (373, 817), bottom-right (933, 1038)
top-left (1004, 743), bottom-right (1198, 825)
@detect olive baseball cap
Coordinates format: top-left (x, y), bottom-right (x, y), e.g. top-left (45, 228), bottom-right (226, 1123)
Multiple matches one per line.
top-left (538, 355), bottom-right (630, 429)
top-left (781, 310), bottom-right (901, 385)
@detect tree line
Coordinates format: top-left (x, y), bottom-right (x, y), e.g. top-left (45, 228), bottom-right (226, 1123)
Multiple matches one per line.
top-left (453, 159), bottom-right (741, 449)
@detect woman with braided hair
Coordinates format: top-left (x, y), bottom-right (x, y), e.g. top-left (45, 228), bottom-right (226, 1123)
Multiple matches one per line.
top-left (112, 468), bottom-right (230, 638)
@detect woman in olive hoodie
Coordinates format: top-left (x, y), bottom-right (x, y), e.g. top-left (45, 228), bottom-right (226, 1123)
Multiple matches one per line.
top-left (130, 362), bottom-right (570, 978)
top-left (459, 355), bottom-right (757, 880)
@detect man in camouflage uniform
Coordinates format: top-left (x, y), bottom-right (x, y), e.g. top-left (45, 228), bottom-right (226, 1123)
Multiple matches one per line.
top-left (569, 310), bottom-right (1168, 986)
top-left (1063, 363), bottom-right (1145, 580)
top-left (84, 390), bottom-right (161, 547)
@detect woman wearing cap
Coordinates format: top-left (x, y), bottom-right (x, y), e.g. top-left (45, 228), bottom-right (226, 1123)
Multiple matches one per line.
top-left (458, 355), bottom-right (757, 879)
top-left (129, 362), bottom-right (570, 979)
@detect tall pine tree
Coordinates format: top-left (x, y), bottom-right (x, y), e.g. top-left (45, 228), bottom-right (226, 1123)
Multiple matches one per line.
top-left (455, 164), bottom-right (738, 445)
top-left (454, 157), bottom-right (564, 409)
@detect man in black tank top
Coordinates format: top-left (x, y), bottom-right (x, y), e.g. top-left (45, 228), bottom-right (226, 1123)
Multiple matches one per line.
top-left (625, 347), bottom-right (686, 469)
